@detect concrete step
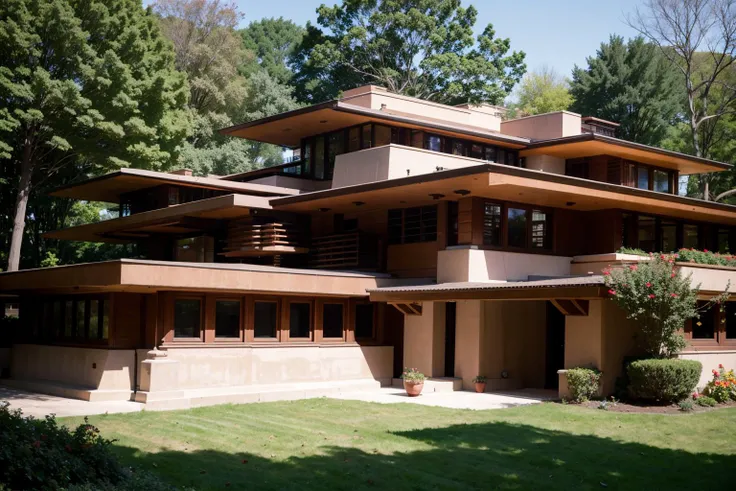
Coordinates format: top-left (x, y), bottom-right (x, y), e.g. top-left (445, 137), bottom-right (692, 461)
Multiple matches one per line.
top-left (392, 377), bottom-right (463, 392)
top-left (1, 378), bottom-right (133, 402)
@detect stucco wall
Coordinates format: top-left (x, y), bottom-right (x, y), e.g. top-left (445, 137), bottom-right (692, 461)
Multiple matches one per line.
top-left (10, 344), bottom-right (134, 391)
top-left (163, 345), bottom-right (394, 389)
top-left (501, 112), bottom-right (581, 140)
top-left (438, 248), bottom-right (572, 282)
top-left (679, 351), bottom-right (736, 388)
top-left (403, 302), bottom-right (445, 377)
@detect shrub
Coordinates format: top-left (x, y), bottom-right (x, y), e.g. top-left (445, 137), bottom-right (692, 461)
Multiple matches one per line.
top-left (472, 375), bottom-right (486, 384)
top-left (627, 359), bottom-right (702, 403)
top-left (401, 367), bottom-right (425, 383)
top-left (695, 395), bottom-right (718, 407)
top-left (0, 402), bottom-right (125, 489)
top-left (565, 367), bottom-right (601, 403)
top-left (704, 364), bottom-right (736, 403)
top-left (678, 398), bottom-right (695, 412)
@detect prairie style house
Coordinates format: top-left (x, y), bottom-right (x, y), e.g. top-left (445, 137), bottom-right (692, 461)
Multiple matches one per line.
top-left (1, 85), bottom-right (736, 407)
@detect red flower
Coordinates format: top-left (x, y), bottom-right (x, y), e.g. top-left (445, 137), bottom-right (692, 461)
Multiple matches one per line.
top-left (648, 294), bottom-right (656, 299)
top-left (32, 441), bottom-right (41, 449)
top-left (719, 364), bottom-right (724, 369)
top-left (671, 273), bottom-right (676, 278)
top-left (603, 270), bottom-right (611, 276)
top-left (670, 293), bottom-right (678, 298)
top-left (692, 392), bottom-right (699, 399)
top-left (629, 265), bottom-right (638, 271)
top-left (646, 282), bottom-right (652, 287)
top-left (608, 289), bottom-right (616, 296)
top-left (704, 249), bottom-right (709, 253)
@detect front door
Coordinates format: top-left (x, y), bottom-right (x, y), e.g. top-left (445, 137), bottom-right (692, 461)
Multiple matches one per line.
top-left (545, 301), bottom-right (566, 389)
top-left (444, 302), bottom-right (456, 377)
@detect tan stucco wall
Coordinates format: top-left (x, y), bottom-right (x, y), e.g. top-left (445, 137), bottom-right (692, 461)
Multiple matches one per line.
top-left (161, 345), bottom-right (394, 390)
top-left (455, 300), bottom-right (484, 387)
top-left (525, 154), bottom-right (566, 174)
top-left (10, 344), bottom-right (134, 391)
top-left (437, 248), bottom-right (572, 282)
top-left (403, 302), bottom-right (445, 377)
top-left (679, 265), bottom-right (736, 293)
top-left (679, 351), bottom-right (736, 388)
top-left (248, 175), bottom-right (331, 192)
top-left (501, 111), bottom-right (582, 140)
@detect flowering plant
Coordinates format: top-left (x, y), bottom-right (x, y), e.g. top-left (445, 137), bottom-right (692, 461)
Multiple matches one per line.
top-left (604, 254), bottom-right (729, 357)
top-left (704, 364), bottom-right (736, 403)
top-left (401, 367), bottom-right (425, 383)
top-left (472, 375), bottom-right (487, 383)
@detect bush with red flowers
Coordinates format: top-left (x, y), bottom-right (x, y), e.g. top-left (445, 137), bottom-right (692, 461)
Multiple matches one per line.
top-left (704, 364), bottom-right (736, 403)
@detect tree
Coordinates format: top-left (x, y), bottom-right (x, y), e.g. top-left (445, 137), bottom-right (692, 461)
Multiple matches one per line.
top-left (570, 35), bottom-right (681, 146)
top-left (240, 17), bottom-right (305, 84)
top-left (0, 0), bottom-right (190, 271)
top-left (513, 66), bottom-right (572, 116)
top-left (290, 0), bottom-right (526, 105)
top-left (627, 0), bottom-right (736, 199)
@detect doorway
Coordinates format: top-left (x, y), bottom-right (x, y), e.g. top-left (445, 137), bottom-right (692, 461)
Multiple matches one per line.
top-left (545, 301), bottom-right (566, 389)
top-left (444, 302), bottom-right (456, 377)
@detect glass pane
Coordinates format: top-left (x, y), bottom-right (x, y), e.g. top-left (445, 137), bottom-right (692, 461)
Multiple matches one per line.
top-left (420, 205), bottom-right (437, 242)
top-left (101, 300), bottom-right (109, 340)
top-left (637, 167), bottom-right (649, 189)
top-left (387, 209), bottom-right (403, 245)
top-left (254, 301), bottom-right (277, 338)
top-left (76, 300), bottom-right (87, 339)
top-left (484, 146), bottom-right (496, 162)
top-left (216, 300), bottom-right (241, 338)
top-left (361, 124), bottom-right (372, 149)
top-left (174, 299), bottom-right (201, 338)
top-left (452, 140), bottom-right (466, 156)
top-left (348, 127), bottom-right (360, 152)
top-left (302, 140), bottom-right (311, 175)
top-left (322, 303), bottom-right (344, 338)
top-left (53, 301), bottom-right (62, 338)
top-left (314, 136), bottom-right (325, 179)
top-left (470, 144), bottom-right (483, 159)
top-left (403, 207), bottom-right (422, 244)
top-left (88, 300), bottom-right (99, 340)
top-left (410, 130), bottom-right (423, 148)
top-left (289, 302), bottom-right (311, 338)
top-left (64, 300), bottom-right (73, 338)
top-left (497, 149), bottom-right (506, 165)
top-left (355, 304), bottom-right (375, 339)
top-left (507, 208), bottom-right (528, 248)
top-left (693, 302), bottom-right (715, 339)
top-left (637, 216), bottom-right (656, 252)
top-left (726, 302), bottom-right (736, 339)
top-left (683, 224), bottom-right (699, 249)
top-left (326, 131), bottom-right (344, 179)
top-left (483, 203), bottom-right (502, 246)
top-left (718, 228), bottom-right (730, 253)
top-left (506, 151), bottom-right (517, 166)
top-left (374, 125), bottom-right (391, 146)
top-left (531, 210), bottom-right (550, 249)
top-left (661, 221), bottom-right (677, 253)
top-left (653, 170), bottom-right (670, 193)
top-left (425, 134), bottom-right (442, 152)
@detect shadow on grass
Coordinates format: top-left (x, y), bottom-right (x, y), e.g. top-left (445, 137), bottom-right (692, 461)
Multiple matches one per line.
top-left (113, 420), bottom-right (736, 490)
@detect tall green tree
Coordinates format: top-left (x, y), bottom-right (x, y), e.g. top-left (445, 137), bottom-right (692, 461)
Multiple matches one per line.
top-left (570, 35), bottom-right (681, 146)
top-left (0, 0), bottom-right (190, 271)
top-left (513, 66), bottom-right (572, 116)
top-left (240, 17), bottom-right (305, 84)
top-left (290, 0), bottom-right (526, 105)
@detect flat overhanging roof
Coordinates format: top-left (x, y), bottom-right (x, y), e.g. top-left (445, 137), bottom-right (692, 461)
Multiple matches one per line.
top-left (219, 101), bottom-right (528, 149)
top-left (0, 259), bottom-right (419, 297)
top-left (521, 133), bottom-right (730, 174)
top-left (43, 194), bottom-right (267, 243)
top-left (269, 163), bottom-right (736, 225)
top-left (51, 168), bottom-right (299, 203)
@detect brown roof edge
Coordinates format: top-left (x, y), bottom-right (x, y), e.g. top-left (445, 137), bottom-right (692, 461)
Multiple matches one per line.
top-left (525, 133), bottom-right (731, 170)
top-left (218, 101), bottom-right (338, 136)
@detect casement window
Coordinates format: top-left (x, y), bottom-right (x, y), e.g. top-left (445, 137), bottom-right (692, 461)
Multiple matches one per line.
top-left (567, 157), bottom-right (676, 194)
top-left (622, 213), bottom-right (724, 253)
top-left (354, 303), bottom-right (376, 340)
top-left (215, 300), bottom-right (241, 338)
top-left (22, 296), bottom-right (110, 344)
top-left (322, 303), bottom-right (345, 339)
top-left (685, 301), bottom-right (736, 348)
top-left (387, 205), bottom-right (438, 245)
top-left (288, 301), bottom-right (312, 339)
top-left (482, 201), bottom-right (553, 252)
top-left (254, 301), bottom-right (278, 339)
top-left (174, 298), bottom-right (202, 338)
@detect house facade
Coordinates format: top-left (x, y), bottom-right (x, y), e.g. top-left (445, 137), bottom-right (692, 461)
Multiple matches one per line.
top-left (2, 85), bottom-right (736, 408)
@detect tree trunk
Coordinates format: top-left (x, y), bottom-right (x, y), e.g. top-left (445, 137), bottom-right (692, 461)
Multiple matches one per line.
top-left (6, 135), bottom-right (35, 272)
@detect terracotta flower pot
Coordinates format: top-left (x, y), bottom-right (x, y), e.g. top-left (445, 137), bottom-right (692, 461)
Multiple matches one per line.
top-left (474, 382), bottom-right (486, 393)
top-left (403, 380), bottom-right (424, 397)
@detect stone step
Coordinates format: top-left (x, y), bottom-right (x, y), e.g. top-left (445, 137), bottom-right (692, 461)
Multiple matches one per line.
top-left (392, 377), bottom-right (463, 392)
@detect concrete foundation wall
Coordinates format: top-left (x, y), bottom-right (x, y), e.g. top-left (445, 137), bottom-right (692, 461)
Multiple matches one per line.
top-left (438, 248), bottom-right (572, 282)
top-left (679, 351), bottom-right (736, 388)
top-left (10, 344), bottom-right (134, 391)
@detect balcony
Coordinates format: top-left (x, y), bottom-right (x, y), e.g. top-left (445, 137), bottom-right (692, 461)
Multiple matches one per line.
top-left (221, 219), bottom-right (308, 257)
top-left (309, 232), bottom-right (380, 270)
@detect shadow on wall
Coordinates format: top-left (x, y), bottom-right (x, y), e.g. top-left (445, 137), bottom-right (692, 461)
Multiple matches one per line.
top-left (110, 420), bottom-right (736, 490)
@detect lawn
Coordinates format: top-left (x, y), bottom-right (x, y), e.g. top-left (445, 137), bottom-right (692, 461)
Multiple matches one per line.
top-left (63, 400), bottom-right (736, 490)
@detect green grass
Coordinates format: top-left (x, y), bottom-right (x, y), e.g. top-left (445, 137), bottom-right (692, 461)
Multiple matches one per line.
top-left (62, 400), bottom-right (736, 490)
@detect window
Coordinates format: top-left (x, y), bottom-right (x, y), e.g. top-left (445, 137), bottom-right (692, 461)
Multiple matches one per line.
top-left (322, 303), bottom-right (344, 338)
top-left (425, 134), bottom-right (443, 152)
top-left (387, 205), bottom-right (438, 245)
top-left (174, 299), bottom-right (201, 338)
top-left (64, 300), bottom-right (73, 338)
top-left (531, 210), bottom-right (551, 249)
top-left (637, 167), bottom-right (649, 189)
top-left (410, 130), bottom-right (424, 148)
top-left (637, 216), bottom-right (656, 252)
top-left (374, 125), bottom-right (391, 146)
top-left (653, 170), bottom-right (670, 193)
top-left (661, 220), bottom-right (677, 253)
top-left (216, 300), bottom-right (241, 338)
top-left (507, 208), bottom-right (527, 248)
top-left (484, 146), bottom-right (496, 162)
top-left (254, 301), bottom-right (278, 338)
top-left (348, 127), bottom-right (360, 152)
top-left (326, 131), bottom-right (344, 179)
top-left (361, 124), bottom-right (372, 149)
top-left (483, 203), bottom-right (502, 246)
top-left (726, 302), bottom-right (736, 340)
top-left (447, 201), bottom-right (459, 247)
top-left (289, 302), bottom-right (311, 338)
top-left (354, 304), bottom-right (375, 339)
top-left (683, 224), bottom-right (699, 249)
top-left (314, 136), bottom-right (325, 180)
top-left (693, 302), bottom-right (716, 339)
top-left (452, 140), bottom-right (466, 156)
top-left (76, 300), bottom-right (87, 339)
top-left (24, 296), bottom-right (109, 344)
top-left (88, 300), bottom-right (99, 340)
top-left (470, 144), bottom-right (483, 159)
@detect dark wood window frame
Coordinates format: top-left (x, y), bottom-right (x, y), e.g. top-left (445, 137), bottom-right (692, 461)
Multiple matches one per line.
top-left (213, 297), bottom-right (244, 341)
top-left (353, 301), bottom-right (377, 342)
top-left (20, 295), bottom-right (111, 347)
top-left (566, 157), bottom-right (678, 195)
top-left (388, 205), bottom-right (438, 245)
top-left (248, 297), bottom-right (282, 342)
top-left (620, 211), bottom-right (735, 253)
top-left (284, 298), bottom-right (314, 342)
top-left (684, 301), bottom-right (736, 350)
top-left (317, 299), bottom-right (348, 342)
top-left (482, 200), bottom-right (554, 253)
top-left (172, 295), bottom-right (205, 341)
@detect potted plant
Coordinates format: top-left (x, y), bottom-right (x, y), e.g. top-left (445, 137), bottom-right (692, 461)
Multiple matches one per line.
top-left (473, 375), bottom-right (487, 393)
top-left (401, 367), bottom-right (425, 397)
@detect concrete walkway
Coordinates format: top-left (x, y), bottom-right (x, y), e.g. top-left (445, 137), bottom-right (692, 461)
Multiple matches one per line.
top-left (0, 386), bottom-right (143, 418)
top-left (330, 387), bottom-right (557, 410)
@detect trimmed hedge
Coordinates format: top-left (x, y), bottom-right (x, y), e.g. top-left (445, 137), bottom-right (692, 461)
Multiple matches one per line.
top-left (565, 367), bottom-right (601, 403)
top-left (627, 359), bottom-right (702, 403)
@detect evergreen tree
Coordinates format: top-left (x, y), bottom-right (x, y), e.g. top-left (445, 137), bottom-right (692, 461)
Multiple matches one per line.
top-left (570, 35), bottom-right (680, 146)
top-left (0, 0), bottom-right (190, 271)
top-left (240, 17), bottom-right (305, 84)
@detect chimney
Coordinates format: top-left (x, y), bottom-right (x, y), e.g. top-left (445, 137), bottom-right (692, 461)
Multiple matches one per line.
top-left (170, 168), bottom-right (193, 177)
